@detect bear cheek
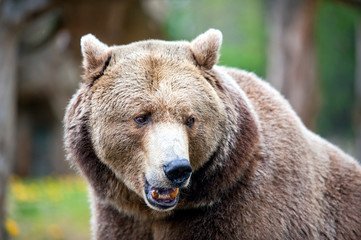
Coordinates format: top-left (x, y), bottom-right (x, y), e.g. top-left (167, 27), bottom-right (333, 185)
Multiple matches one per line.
top-left (188, 105), bottom-right (226, 170)
top-left (90, 120), bottom-right (146, 194)
top-left (189, 123), bottom-right (222, 170)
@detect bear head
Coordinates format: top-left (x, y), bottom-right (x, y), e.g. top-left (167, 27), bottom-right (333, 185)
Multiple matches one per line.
top-left (64, 29), bottom-right (260, 217)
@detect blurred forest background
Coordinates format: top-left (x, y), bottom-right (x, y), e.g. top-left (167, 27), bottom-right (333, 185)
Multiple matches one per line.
top-left (0, 0), bottom-right (360, 239)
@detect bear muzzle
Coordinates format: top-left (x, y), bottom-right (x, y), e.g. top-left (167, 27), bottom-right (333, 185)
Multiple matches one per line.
top-left (144, 159), bottom-right (192, 211)
top-left (143, 123), bottom-right (191, 210)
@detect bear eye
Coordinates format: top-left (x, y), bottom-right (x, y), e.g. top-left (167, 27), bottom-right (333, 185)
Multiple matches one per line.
top-left (134, 114), bottom-right (151, 126)
top-left (185, 116), bottom-right (195, 127)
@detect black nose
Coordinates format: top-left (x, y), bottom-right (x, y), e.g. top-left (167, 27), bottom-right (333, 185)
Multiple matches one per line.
top-left (163, 159), bottom-right (192, 186)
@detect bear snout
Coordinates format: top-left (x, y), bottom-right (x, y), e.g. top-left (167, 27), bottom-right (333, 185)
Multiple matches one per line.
top-left (163, 159), bottom-right (192, 187)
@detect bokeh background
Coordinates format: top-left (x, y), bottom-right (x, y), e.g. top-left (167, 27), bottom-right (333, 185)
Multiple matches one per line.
top-left (0, 0), bottom-right (360, 239)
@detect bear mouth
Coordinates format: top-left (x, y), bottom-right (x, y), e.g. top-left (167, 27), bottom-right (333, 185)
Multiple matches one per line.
top-left (144, 179), bottom-right (179, 210)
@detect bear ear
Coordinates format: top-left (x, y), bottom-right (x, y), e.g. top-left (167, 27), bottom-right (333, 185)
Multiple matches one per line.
top-left (80, 34), bottom-right (111, 81)
top-left (190, 29), bottom-right (223, 69)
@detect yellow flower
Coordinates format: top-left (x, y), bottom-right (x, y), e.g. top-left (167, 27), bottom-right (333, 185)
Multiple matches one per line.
top-left (5, 218), bottom-right (19, 236)
top-left (11, 182), bottom-right (28, 202)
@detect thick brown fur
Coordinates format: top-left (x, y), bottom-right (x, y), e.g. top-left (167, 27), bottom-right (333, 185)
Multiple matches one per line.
top-left (64, 29), bottom-right (361, 240)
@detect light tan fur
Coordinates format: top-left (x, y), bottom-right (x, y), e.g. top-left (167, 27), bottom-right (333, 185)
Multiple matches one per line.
top-left (145, 123), bottom-right (190, 191)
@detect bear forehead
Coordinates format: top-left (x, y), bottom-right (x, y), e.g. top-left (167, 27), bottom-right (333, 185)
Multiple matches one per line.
top-left (90, 43), bottom-right (218, 120)
top-left (95, 40), bottom-right (209, 97)
top-left (101, 57), bottom-right (205, 94)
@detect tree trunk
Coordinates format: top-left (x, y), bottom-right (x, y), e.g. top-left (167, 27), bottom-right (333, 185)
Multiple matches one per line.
top-left (0, 0), bottom-right (49, 238)
top-left (0, 25), bottom-right (18, 240)
top-left (267, 0), bottom-right (319, 129)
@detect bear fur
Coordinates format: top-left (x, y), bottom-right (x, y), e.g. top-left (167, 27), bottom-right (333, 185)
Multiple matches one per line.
top-left (64, 29), bottom-right (361, 240)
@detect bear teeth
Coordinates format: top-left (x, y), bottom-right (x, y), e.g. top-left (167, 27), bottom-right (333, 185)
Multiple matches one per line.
top-left (151, 188), bottom-right (179, 200)
top-left (169, 188), bottom-right (179, 199)
top-left (151, 190), bottom-right (159, 199)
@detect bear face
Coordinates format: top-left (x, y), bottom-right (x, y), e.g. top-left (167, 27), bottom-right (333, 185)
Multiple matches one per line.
top-left (80, 30), bottom-right (228, 211)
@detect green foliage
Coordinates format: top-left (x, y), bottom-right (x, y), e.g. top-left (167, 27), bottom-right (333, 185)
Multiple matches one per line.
top-left (165, 0), bottom-right (267, 77)
top-left (316, 1), bottom-right (361, 139)
top-left (6, 176), bottom-right (90, 240)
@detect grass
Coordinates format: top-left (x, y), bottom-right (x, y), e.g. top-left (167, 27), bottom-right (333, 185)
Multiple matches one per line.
top-left (5, 175), bottom-right (91, 240)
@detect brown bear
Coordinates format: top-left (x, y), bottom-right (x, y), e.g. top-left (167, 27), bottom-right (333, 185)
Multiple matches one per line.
top-left (64, 29), bottom-right (361, 239)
